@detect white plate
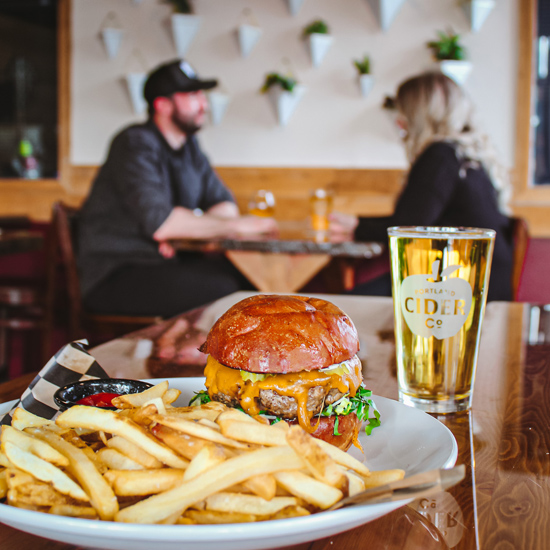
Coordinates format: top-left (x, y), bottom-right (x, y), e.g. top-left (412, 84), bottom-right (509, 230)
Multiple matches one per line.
top-left (0, 377), bottom-right (457, 550)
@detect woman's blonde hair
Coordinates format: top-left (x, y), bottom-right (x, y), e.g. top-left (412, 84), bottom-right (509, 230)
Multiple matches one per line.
top-left (396, 72), bottom-right (510, 212)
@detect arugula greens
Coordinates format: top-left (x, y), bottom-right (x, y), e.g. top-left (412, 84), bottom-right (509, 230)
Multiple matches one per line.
top-left (319, 386), bottom-right (381, 435)
top-left (189, 390), bottom-right (212, 406)
top-left (190, 386), bottom-right (381, 436)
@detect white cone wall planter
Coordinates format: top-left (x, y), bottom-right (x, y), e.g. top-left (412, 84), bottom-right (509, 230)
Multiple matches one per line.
top-left (171, 14), bottom-right (201, 57)
top-left (238, 24), bottom-right (262, 58)
top-left (309, 34), bottom-right (332, 68)
top-left (438, 60), bottom-right (472, 85)
top-left (101, 28), bottom-right (124, 59)
top-left (125, 73), bottom-right (147, 115)
top-left (462, 0), bottom-right (495, 32)
top-left (359, 74), bottom-right (374, 97)
top-left (367, 0), bottom-right (406, 31)
top-left (267, 85), bottom-right (305, 127)
top-left (287, 0), bottom-right (305, 16)
top-left (208, 92), bottom-right (231, 126)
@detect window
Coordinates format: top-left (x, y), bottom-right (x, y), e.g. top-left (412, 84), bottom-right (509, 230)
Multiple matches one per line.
top-left (0, 0), bottom-right (58, 179)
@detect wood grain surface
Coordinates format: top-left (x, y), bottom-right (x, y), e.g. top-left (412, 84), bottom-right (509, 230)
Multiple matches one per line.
top-left (1, 299), bottom-right (549, 550)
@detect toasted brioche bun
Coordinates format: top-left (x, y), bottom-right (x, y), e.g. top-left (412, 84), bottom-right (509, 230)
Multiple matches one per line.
top-left (199, 294), bottom-right (359, 374)
top-left (290, 413), bottom-right (362, 451)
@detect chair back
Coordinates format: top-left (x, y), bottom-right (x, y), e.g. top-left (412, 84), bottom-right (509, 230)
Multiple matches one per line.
top-left (46, 202), bottom-right (83, 340)
top-left (510, 216), bottom-right (530, 301)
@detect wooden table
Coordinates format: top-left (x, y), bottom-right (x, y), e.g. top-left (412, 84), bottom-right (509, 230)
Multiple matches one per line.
top-left (1, 293), bottom-right (549, 549)
top-left (170, 221), bottom-right (384, 293)
top-left (0, 230), bottom-right (43, 256)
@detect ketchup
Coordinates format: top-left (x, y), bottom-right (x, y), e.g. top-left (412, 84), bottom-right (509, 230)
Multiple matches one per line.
top-left (76, 392), bottom-right (120, 408)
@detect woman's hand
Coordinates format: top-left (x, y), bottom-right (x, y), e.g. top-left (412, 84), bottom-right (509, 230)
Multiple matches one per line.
top-left (329, 212), bottom-right (359, 235)
top-left (158, 241), bottom-right (176, 258)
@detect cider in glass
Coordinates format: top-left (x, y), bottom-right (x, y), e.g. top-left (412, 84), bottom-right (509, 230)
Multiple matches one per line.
top-left (248, 190), bottom-right (275, 217)
top-left (388, 226), bottom-right (495, 413)
top-left (310, 189), bottom-right (333, 232)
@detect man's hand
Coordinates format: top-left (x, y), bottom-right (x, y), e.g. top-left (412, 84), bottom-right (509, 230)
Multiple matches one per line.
top-left (229, 215), bottom-right (278, 235)
top-left (206, 202), bottom-right (239, 219)
top-left (153, 205), bottom-right (278, 242)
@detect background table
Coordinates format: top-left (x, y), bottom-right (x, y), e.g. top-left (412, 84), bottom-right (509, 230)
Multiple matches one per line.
top-left (170, 222), bottom-right (384, 293)
top-left (1, 293), bottom-right (549, 549)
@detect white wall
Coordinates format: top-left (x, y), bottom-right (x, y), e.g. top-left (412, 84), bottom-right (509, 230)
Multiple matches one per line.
top-left (72, 0), bottom-right (517, 170)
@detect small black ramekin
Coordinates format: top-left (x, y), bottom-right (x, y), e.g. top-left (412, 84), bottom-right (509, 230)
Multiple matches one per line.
top-left (53, 378), bottom-right (154, 411)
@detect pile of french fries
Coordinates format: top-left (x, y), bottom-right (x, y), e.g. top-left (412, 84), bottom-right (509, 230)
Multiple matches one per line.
top-left (0, 381), bottom-right (404, 524)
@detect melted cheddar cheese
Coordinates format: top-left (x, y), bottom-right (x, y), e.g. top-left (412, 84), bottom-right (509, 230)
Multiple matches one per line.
top-left (204, 355), bottom-right (362, 432)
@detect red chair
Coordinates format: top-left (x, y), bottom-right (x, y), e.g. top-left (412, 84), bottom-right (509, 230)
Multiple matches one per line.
top-left (514, 231), bottom-right (550, 303)
top-left (0, 217), bottom-right (47, 380)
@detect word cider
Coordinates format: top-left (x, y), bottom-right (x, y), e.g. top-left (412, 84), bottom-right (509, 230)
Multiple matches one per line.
top-left (388, 228), bottom-right (494, 412)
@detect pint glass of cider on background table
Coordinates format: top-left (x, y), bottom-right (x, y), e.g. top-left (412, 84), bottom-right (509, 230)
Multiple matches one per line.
top-left (310, 189), bottom-right (333, 232)
top-left (388, 226), bottom-right (495, 413)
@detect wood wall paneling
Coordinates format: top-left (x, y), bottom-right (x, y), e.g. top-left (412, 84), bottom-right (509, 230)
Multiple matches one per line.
top-left (0, 165), bottom-right (403, 221)
top-left (510, 0), bottom-right (550, 236)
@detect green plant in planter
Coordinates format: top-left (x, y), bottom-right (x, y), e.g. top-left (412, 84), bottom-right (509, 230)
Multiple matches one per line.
top-left (427, 29), bottom-right (466, 61)
top-left (302, 19), bottom-right (329, 37)
top-left (165, 0), bottom-right (194, 14)
top-left (260, 73), bottom-right (297, 93)
top-left (353, 55), bottom-right (371, 75)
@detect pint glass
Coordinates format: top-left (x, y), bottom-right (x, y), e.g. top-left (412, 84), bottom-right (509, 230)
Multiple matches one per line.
top-left (310, 189), bottom-right (333, 232)
top-left (388, 226), bottom-right (495, 413)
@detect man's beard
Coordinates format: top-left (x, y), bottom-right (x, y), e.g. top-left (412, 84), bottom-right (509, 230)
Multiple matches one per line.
top-left (171, 112), bottom-right (202, 136)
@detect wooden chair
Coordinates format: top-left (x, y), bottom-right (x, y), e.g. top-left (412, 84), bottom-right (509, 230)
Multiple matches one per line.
top-left (510, 216), bottom-right (530, 301)
top-left (43, 202), bottom-right (162, 348)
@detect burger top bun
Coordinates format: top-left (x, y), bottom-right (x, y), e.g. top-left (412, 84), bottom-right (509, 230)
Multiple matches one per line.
top-left (199, 294), bottom-right (359, 374)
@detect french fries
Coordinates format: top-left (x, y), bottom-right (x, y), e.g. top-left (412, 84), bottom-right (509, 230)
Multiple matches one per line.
top-left (56, 406), bottom-right (189, 469)
top-left (3, 443), bottom-right (89, 502)
top-left (116, 446), bottom-right (305, 523)
top-left (219, 419), bottom-right (288, 447)
top-left (0, 379), bottom-right (403, 525)
top-left (273, 470), bottom-right (343, 509)
top-left (26, 427), bottom-right (119, 520)
top-left (11, 408), bottom-right (55, 431)
top-left (111, 381), bottom-right (170, 409)
top-left (104, 469), bottom-right (186, 496)
top-left (286, 426), bottom-right (348, 492)
top-left (0, 469), bottom-right (8, 499)
top-left (2, 426), bottom-right (69, 468)
top-left (205, 492), bottom-right (298, 515)
top-left (106, 436), bottom-right (164, 469)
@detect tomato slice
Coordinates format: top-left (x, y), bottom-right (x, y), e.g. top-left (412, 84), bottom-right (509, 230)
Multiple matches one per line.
top-left (76, 392), bottom-right (120, 408)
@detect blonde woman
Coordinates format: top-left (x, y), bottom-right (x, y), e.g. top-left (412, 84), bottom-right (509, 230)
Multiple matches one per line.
top-left (331, 72), bottom-right (513, 301)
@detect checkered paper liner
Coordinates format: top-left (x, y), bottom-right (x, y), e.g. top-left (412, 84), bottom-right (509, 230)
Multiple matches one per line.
top-left (0, 341), bottom-right (109, 426)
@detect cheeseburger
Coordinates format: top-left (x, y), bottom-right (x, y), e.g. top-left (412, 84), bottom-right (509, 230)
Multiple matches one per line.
top-left (193, 294), bottom-right (380, 451)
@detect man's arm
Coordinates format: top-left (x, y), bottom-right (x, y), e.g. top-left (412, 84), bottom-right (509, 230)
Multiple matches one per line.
top-left (153, 205), bottom-right (276, 241)
top-left (204, 201), bottom-right (239, 218)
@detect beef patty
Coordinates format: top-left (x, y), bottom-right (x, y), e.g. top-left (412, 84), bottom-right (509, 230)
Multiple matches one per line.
top-left (211, 386), bottom-right (344, 419)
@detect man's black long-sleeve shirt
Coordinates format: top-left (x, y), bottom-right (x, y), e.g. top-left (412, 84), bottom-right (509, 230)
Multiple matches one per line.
top-left (77, 120), bottom-right (234, 298)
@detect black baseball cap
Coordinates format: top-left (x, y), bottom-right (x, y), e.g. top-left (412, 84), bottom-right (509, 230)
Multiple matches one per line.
top-left (143, 59), bottom-right (218, 105)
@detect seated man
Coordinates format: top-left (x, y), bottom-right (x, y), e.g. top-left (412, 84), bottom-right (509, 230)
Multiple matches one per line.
top-left (77, 59), bottom-right (275, 318)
